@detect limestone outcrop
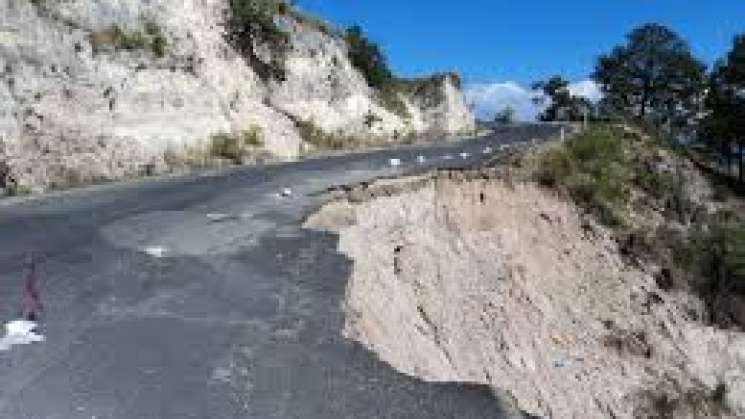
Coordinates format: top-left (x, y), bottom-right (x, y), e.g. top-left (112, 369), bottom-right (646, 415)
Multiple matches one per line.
top-left (0, 0), bottom-right (474, 192)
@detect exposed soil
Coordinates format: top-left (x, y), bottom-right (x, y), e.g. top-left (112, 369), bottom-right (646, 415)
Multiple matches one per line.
top-left (306, 169), bottom-right (745, 418)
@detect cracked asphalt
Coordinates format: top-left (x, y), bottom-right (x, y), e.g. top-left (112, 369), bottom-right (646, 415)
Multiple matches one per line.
top-left (0, 125), bottom-right (559, 419)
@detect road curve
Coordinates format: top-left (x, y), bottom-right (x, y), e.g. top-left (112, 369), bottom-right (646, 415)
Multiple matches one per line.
top-left (0, 125), bottom-right (558, 419)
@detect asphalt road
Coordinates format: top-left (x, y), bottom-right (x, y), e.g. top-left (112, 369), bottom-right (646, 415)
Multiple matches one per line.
top-left (0, 125), bottom-right (559, 419)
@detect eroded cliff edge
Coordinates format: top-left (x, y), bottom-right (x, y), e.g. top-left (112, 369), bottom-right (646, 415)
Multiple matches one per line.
top-left (306, 127), bottom-right (745, 418)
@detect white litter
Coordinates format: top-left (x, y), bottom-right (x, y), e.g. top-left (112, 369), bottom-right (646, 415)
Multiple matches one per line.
top-left (275, 188), bottom-right (293, 199)
top-left (460, 152), bottom-right (470, 159)
top-left (443, 154), bottom-right (454, 160)
top-left (0, 320), bottom-right (45, 351)
top-left (389, 158), bottom-right (402, 167)
top-left (483, 146), bottom-right (493, 154)
top-left (416, 155), bottom-right (426, 164)
top-left (206, 213), bottom-right (230, 222)
top-left (143, 246), bottom-right (168, 258)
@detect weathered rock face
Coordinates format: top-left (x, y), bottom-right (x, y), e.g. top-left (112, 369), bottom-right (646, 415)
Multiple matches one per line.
top-left (0, 0), bottom-right (474, 191)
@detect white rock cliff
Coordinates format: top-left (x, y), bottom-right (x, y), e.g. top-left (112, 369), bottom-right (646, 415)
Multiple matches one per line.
top-left (0, 0), bottom-right (475, 191)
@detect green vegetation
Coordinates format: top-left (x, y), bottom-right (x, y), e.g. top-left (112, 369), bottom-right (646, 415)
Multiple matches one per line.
top-left (532, 76), bottom-right (593, 122)
top-left (529, 121), bottom-right (745, 329)
top-left (90, 21), bottom-right (168, 57)
top-left (225, 0), bottom-right (290, 81)
top-left (536, 125), bottom-right (632, 225)
top-left (592, 23), bottom-right (706, 127)
top-left (296, 120), bottom-right (357, 150)
top-left (700, 34), bottom-right (745, 181)
top-left (209, 127), bottom-right (264, 164)
top-left (493, 105), bottom-right (515, 124)
top-left (344, 24), bottom-right (393, 90)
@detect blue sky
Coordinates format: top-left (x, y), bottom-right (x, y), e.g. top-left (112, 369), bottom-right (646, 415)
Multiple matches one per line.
top-left (294, 0), bottom-right (745, 120)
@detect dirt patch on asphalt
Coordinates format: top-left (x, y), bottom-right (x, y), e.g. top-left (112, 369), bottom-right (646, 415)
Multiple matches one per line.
top-left (305, 171), bottom-right (745, 418)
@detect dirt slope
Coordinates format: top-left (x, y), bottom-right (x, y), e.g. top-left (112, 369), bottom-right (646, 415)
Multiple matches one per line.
top-left (306, 170), bottom-right (745, 418)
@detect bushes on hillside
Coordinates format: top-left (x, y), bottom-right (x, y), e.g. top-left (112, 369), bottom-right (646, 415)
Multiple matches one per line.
top-left (296, 120), bottom-right (357, 150)
top-left (536, 125), bottom-right (631, 225)
top-left (225, 0), bottom-right (290, 81)
top-left (90, 21), bottom-right (168, 57)
top-left (210, 128), bottom-right (263, 163)
top-left (344, 25), bottom-right (393, 90)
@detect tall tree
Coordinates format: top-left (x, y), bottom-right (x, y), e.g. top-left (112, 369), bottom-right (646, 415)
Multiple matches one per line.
top-left (494, 105), bottom-right (515, 124)
top-left (531, 75), bottom-right (592, 122)
top-left (345, 25), bottom-right (393, 89)
top-left (702, 35), bottom-right (745, 179)
top-left (592, 23), bottom-right (706, 128)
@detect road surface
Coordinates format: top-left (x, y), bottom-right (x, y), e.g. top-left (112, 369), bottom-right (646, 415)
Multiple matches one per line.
top-left (0, 125), bottom-right (558, 419)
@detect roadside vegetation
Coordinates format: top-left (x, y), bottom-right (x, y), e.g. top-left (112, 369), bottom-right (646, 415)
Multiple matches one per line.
top-left (224, 0), bottom-right (291, 81)
top-left (90, 20), bottom-right (168, 57)
top-left (209, 127), bottom-right (264, 164)
top-left (513, 22), bottom-right (745, 415)
top-left (295, 120), bottom-right (359, 151)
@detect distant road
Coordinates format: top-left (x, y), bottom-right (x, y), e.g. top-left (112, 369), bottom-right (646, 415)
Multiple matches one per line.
top-left (0, 125), bottom-right (558, 419)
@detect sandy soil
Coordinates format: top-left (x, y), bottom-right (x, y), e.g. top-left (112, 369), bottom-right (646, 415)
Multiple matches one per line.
top-left (305, 172), bottom-right (745, 418)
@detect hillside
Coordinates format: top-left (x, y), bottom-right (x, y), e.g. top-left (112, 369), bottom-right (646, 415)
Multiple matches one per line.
top-left (0, 0), bottom-right (474, 193)
top-left (306, 125), bottom-right (745, 418)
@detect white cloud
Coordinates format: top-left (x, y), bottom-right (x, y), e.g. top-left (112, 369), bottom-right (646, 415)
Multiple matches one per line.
top-left (464, 79), bottom-right (601, 122)
top-left (568, 80), bottom-right (602, 103)
top-left (464, 82), bottom-right (539, 122)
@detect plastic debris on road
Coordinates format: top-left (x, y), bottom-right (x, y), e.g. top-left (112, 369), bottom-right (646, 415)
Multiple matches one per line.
top-left (416, 155), bottom-right (426, 164)
top-left (389, 158), bottom-right (401, 167)
top-left (143, 246), bottom-right (168, 258)
top-left (443, 154), bottom-right (454, 160)
top-left (277, 188), bottom-right (293, 198)
top-left (483, 146), bottom-right (493, 154)
top-left (0, 320), bottom-right (45, 351)
top-left (460, 152), bottom-right (470, 159)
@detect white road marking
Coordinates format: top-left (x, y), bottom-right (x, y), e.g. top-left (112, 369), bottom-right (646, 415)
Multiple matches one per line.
top-left (0, 320), bottom-right (45, 351)
top-left (460, 152), bottom-right (470, 159)
top-left (389, 158), bottom-right (401, 167)
top-left (416, 155), bottom-right (426, 164)
top-left (443, 154), bottom-right (454, 160)
top-left (143, 246), bottom-right (168, 258)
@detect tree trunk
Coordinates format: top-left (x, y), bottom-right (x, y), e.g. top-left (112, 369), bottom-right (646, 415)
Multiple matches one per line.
top-left (737, 140), bottom-right (743, 183)
top-left (640, 77), bottom-right (651, 119)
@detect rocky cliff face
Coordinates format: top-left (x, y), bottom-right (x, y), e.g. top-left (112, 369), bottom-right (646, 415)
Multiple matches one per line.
top-left (0, 0), bottom-right (474, 192)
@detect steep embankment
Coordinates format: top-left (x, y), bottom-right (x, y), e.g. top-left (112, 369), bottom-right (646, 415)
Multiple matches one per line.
top-left (306, 128), bottom-right (745, 418)
top-left (0, 0), bottom-right (474, 192)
